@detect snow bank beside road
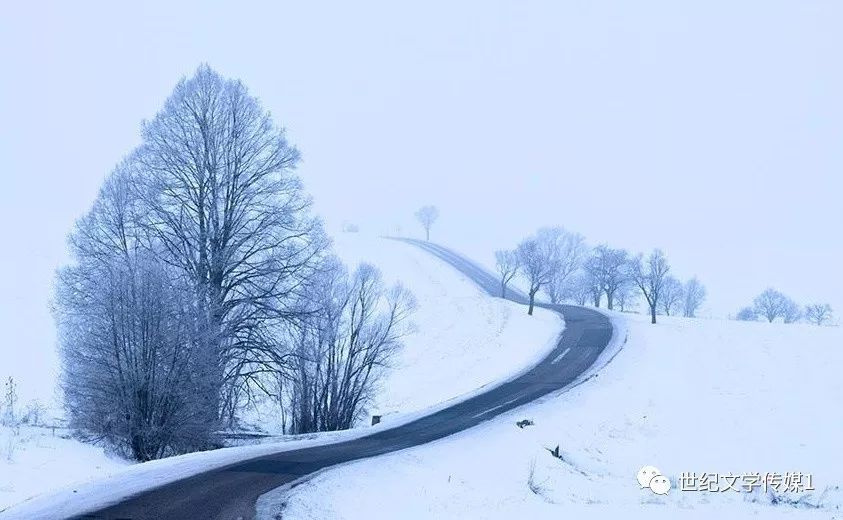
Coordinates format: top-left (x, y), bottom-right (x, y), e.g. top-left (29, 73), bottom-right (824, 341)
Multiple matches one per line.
top-left (0, 426), bottom-right (126, 512)
top-left (278, 313), bottom-right (843, 519)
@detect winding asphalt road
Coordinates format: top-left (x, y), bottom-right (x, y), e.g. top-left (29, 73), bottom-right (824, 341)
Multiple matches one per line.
top-left (56, 239), bottom-right (613, 520)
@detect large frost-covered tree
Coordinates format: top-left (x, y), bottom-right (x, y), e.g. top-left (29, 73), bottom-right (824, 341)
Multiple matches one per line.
top-left (135, 65), bottom-right (327, 426)
top-left (55, 66), bottom-right (328, 457)
top-left (56, 167), bottom-right (207, 459)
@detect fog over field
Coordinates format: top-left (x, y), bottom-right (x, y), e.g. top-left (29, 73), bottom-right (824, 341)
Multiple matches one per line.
top-left (1, 1), bottom-right (841, 402)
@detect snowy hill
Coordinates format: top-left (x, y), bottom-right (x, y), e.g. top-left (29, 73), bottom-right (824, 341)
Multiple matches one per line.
top-left (277, 312), bottom-right (843, 519)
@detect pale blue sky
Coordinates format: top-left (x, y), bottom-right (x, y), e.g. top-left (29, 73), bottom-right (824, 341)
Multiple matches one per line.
top-left (1, 1), bottom-right (841, 400)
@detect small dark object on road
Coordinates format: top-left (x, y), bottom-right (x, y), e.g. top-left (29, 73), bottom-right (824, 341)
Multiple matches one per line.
top-left (516, 419), bottom-right (534, 428)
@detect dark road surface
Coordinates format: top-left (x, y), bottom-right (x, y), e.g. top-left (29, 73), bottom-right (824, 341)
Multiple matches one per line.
top-left (54, 239), bottom-right (614, 520)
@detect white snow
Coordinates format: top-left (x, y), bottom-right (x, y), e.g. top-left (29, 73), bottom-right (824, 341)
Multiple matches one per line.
top-left (331, 234), bottom-right (561, 416)
top-left (0, 426), bottom-right (126, 512)
top-left (0, 234), bottom-right (562, 516)
top-left (273, 313), bottom-right (843, 519)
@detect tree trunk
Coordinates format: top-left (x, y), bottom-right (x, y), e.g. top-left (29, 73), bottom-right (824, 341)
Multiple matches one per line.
top-left (607, 292), bottom-right (614, 310)
top-left (650, 305), bottom-right (657, 324)
top-left (528, 291), bottom-right (536, 315)
top-left (426, 228), bottom-right (430, 241)
top-left (501, 280), bottom-right (507, 298)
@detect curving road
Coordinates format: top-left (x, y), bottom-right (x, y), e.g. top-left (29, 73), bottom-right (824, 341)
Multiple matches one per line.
top-left (55, 239), bottom-right (613, 520)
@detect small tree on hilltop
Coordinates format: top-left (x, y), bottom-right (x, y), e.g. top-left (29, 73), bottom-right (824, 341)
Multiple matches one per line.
top-left (415, 206), bottom-right (439, 241)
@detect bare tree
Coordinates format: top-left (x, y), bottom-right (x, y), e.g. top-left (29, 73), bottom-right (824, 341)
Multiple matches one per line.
top-left (56, 169), bottom-right (209, 459)
top-left (135, 65), bottom-right (327, 426)
top-left (630, 249), bottom-right (670, 324)
top-left (564, 273), bottom-right (592, 306)
top-left (583, 245), bottom-right (629, 310)
top-left (55, 66), bottom-right (328, 457)
top-left (658, 276), bottom-right (684, 316)
top-left (2, 377), bottom-right (17, 427)
top-left (682, 277), bottom-right (706, 317)
top-left (613, 282), bottom-right (637, 312)
top-left (516, 228), bottom-right (583, 315)
top-left (752, 288), bottom-right (793, 323)
top-left (544, 228), bottom-right (587, 305)
top-left (735, 306), bottom-right (758, 321)
top-left (782, 298), bottom-right (802, 324)
top-left (494, 249), bottom-right (520, 298)
top-left (516, 235), bottom-right (557, 316)
top-left (415, 206), bottom-right (439, 241)
top-left (804, 303), bottom-right (833, 326)
top-left (283, 261), bottom-right (415, 433)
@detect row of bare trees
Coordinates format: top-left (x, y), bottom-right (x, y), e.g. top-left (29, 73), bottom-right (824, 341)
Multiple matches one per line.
top-left (736, 289), bottom-right (833, 325)
top-left (495, 228), bottom-right (706, 324)
top-left (494, 228), bottom-right (834, 326)
top-left (55, 66), bottom-right (414, 460)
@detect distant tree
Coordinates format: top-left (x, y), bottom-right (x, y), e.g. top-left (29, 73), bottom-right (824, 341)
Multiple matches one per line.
top-left (630, 249), bottom-right (670, 324)
top-left (564, 273), bottom-right (593, 306)
top-left (415, 206), bottom-right (439, 241)
top-left (735, 306), bottom-right (758, 321)
top-left (517, 232), bottom-right (558, 316)
top-left (516, 227), bottom-right (586, 314)
top-left (2, 377), bottom-right (17, 427)
top-left (804, 303), bottom-right (833, 326)
top-left (587, 269), bottom-right (603, 307)
top-left (494, 249), bottom-right (520, 298)
top-left (658, 276), bottom-right (684, 316)
top-left (682, 277), bottom-right (706, 317)
top-left (781, 298), bottom-right (802, 324)
top-left (22, 400), bottom-right (45, 426)
top-left (544, 229), bottom-right (587, 305)
top-left (583, 245), bottom-right (630, 310)
top-left (752, 288), bottom-right (795, 323)
top-left (613, 281), bottom-right (638, 312)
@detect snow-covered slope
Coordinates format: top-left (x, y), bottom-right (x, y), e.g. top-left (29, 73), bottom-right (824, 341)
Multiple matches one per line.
top-left (276, 313), bottom-right (843, 519)
top-left (0, 426), bottom-right (126, 511)
top-left (332, 234), bottom-right (561, 416)
top-left (0, 235), bottom-right (561, 514)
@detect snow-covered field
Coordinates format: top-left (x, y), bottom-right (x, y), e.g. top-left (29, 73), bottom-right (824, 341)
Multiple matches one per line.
top-left (0, 426), bottom-right (126, 511)
top-left (276, 313), bottom-right (843, 519)
top-left (0, 234), bottom-right (561, 515)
